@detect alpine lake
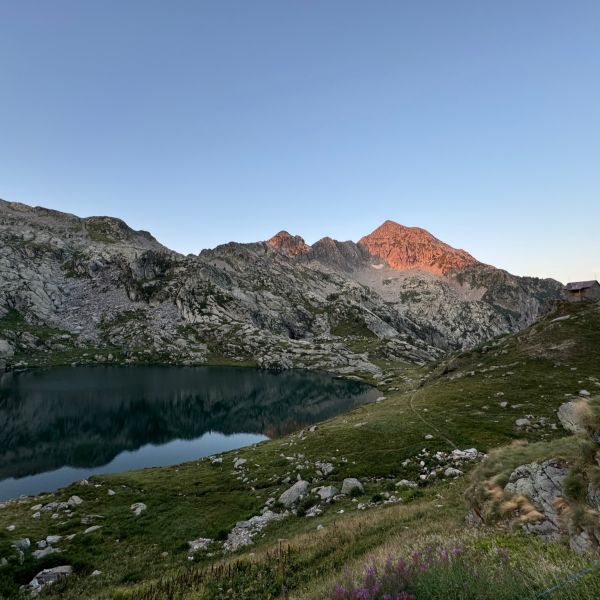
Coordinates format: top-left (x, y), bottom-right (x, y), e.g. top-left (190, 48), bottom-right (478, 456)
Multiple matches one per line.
top-left (0, 366), bottom-right (378, 500)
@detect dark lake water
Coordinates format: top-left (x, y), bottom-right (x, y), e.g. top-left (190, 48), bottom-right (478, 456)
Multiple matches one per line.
top-left (0, 366), bottom-right (378, 500)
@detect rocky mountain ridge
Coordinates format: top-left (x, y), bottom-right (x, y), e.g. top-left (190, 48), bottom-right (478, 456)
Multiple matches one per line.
top-left (0, 199), bottom-right (564, 377)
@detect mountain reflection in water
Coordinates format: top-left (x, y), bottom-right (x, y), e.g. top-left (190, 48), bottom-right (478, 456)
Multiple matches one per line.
top-left (0, 366), bottom-right (378, 499)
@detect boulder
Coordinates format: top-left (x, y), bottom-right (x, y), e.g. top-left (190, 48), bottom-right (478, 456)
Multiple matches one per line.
top-left (557, 399), bottom-right (590, 434)
top-left (27, 565), bottom-right (72, 595)
top-left (315, 485), bottom-right (338, 501)
top-left (278, 480), bottom-right (309, 507)
top-left (341, 478), bottom-right (364, 495)
top-left (515, 418), bottom-right (531, 428)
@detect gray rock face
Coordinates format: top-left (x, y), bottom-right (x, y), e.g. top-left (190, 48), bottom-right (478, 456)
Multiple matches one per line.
top-left (27, 565), bottom-right (72, 595)
top-left (504, 459), bottom-right (569, 538)
top-left (278, 480), bottom-right (309, 507)
top-left (0, 199), bottom-right (562, 376)
top-left (558, 399), bottom-right (590, 434)
top-left (341, 478), bottom-right (364, 495)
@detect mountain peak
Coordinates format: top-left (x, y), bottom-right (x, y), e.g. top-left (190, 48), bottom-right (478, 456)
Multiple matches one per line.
top-left (266, 231), bottom-right (310, 256)
top-left (359, 221), bottom-right (479, 275)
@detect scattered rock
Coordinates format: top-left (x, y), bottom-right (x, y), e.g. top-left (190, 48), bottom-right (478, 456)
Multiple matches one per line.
top-left (27, 565), bottom-right (72, 595)
top-left (444, 467), bottom-right (463, 478)
top-left (84, 526), bottom-right (101, 534)
top-left (579, 390), bottom-right (591, 397)
top-left (396, 479), bottom-right (418, 489)
top-left (32, 546), bottom-right (61, 560)
top-left (224, 510), bottom-right (287, 552)
top-left (91, 570), bottom-right (102, 576)
top-left (67, 495), bottom-right (83, 507)
top-left (278, 480), bottom-right (309, 507)
top-left (12, 538), bottom-right (30, 550)
top-left (305, 505), bottom-right (322, 517)
top-left (315, 485), bottom-right (338, 501)
top-left (341, 478), bottom-right (364, 495)
top-left (130, 502), bottom-right (147, 516)
top-left (46, 535), bottom-right (62, 545)
top-left (188, 538), bottom-right (212, 553)
top-left (107, 489), bottom-right (116, 496)
top-left (515, 418), bottom-right (531, 428)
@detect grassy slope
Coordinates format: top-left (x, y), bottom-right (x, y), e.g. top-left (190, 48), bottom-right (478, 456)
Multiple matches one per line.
top-left (1, 302), bottom-right (600, 598)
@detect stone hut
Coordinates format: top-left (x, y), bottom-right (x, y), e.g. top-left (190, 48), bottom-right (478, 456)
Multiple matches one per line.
top-left (564, 280), bottom-right (600, 302)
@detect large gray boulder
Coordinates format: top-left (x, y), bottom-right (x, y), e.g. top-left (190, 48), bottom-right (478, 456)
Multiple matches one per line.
top-left (341, 478), bottom-right (364, 495)
top-left (278, 480), bottom-right (309, 507)
top-left (557, 399), bottom-right (590, 434)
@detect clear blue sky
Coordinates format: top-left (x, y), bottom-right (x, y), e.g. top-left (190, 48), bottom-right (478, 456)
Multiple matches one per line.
top-left (1, 1), bottom-right (599, 283)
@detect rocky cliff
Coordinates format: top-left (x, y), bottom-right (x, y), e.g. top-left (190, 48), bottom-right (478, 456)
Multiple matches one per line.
top-left (0, 199), bottom-right (564, 378)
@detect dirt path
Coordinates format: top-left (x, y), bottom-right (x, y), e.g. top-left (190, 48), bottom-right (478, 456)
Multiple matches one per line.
top-left (408, 390), bottom-right (459, 450)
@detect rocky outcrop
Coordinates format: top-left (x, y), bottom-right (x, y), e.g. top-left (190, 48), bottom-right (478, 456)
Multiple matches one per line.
top-left (358, 220), bottom-right (478, 275)
top-left (503, 459), bottom-right (569, 539)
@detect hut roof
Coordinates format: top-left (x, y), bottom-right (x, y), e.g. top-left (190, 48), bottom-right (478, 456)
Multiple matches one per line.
top-left (565, 280), bottom-right (599, 291)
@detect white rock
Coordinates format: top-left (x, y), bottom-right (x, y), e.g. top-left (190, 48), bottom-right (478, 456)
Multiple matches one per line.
top-left (84, 526), bottom-right (101, 534)
top-left (515, 418), bottom-right (531, 427)
top-left (130, 502), bottom-right (147, 516)
top-left (107, 489), bottom-right (116, 496)
top-left (396, 479), bottom-right (418, 488)
top-left (67, 495), bottom-right (83, 507)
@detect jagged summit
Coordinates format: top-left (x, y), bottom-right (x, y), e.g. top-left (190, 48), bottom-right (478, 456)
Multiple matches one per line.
top-left (358, 220), bottom-right (479, 275)
top-left (265, 219), bottom-right (480, 276)
top-left (266, 230), bottom-right (310, 256)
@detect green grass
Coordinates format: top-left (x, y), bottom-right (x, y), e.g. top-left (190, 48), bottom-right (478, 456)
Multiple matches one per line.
top-left (1, 302), bottom-right (600, 598)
